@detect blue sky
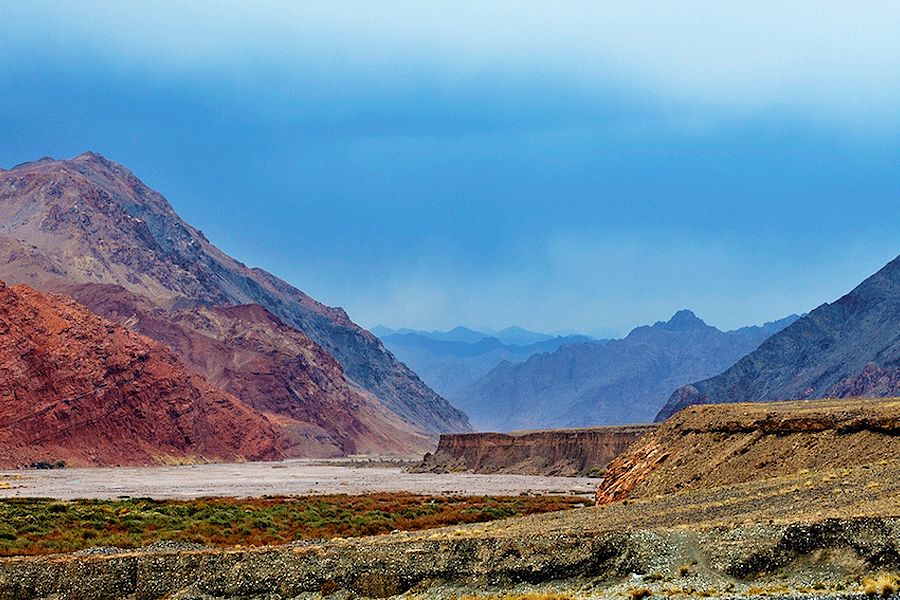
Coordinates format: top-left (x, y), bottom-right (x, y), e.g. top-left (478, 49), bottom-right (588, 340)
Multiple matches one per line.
top-left (2, 1), bottom-right (899, 337)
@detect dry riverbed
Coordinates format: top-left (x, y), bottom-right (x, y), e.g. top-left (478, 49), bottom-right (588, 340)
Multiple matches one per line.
top-left (0, 459), bottom-right (597, 500)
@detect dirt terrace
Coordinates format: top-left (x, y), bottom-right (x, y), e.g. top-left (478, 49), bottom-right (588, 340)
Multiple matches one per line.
top-left (597, 397), bottom-right (900, 503)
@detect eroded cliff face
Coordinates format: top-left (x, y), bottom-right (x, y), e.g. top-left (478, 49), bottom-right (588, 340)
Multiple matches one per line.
top-left (59, 283), bottom-right (431, 457)
top-left (413, 426), bottom-right (656, 476)
top-left (597, 397), bottom-right (900, 504)
top-left (0, 281), bottom-right (281, 467)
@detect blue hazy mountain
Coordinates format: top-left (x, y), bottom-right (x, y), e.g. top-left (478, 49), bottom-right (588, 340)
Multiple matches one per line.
top-left (491, 326), bottom-right (555, 346)
top-left (452, 311), bottom-right (799, 431)
top-left (372, 325), bottom-right (489, 344)
top-left (376, 328), bottom-right (605, 399)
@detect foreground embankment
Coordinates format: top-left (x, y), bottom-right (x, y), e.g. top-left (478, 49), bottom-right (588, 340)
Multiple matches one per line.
top-left (3, 457), bottom-right (900, 599)
top-left (0, 518), bottom-right (895, 599)
top-left (413, 425), bottom-right (655, 476)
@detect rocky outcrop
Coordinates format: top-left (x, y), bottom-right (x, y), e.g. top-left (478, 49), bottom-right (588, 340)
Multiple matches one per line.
top-left (0, 152), bottom-right (471, 435)
top-left (60, 283), bottom-right (430, 457)
top-left (657, 255), bottom-right (900, 421)
top-left (454, 310), bottom-right (798, 430)
top-left (413, 425), bottom-right (655, 476)
top-left (0, 281), bottom-right (280, 467)
top-left (597, 397), bottom-right (900, 504)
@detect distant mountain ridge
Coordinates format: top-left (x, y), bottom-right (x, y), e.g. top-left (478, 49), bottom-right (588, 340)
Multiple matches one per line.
top-left (372, 325), bottom-right (578, 346)
top-left (377, 328), bottom-right (603, 399)
top-left (372, 325), bottom-right (491, 344)
top-left (657, 255), bottom-right (900, 420)
top-left (453, 310), bottom-right (799, 431)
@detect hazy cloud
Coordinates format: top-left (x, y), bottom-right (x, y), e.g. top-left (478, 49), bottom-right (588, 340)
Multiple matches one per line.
top-left (2, 2), bottom-right (899, 334)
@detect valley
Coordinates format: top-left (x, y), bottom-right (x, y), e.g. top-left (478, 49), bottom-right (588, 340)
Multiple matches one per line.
top-left (449, 311), bottom-right (799, 430)
top-left (4, 6), bottom-right (900, 598)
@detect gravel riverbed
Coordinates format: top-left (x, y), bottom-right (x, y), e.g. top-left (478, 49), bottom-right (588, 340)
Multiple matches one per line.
top-left (0, 459), bottom-right (597, 500)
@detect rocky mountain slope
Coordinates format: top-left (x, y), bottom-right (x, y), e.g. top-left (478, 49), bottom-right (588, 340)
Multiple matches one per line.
top-left (61, 283), bottom-right (428, 457)
top-left (0, 152), bottom-right (470, 437)
top-left (0, 281), bottom-right (280, 467)
top-left (454, 310), bottom-right (798, 430)
top-left (657, 255), bottom-right (900, 420)
top-left (379, 330), bottom-right (601, 398)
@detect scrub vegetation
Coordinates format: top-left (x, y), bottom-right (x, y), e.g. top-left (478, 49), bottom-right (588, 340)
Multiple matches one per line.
top-left (0, 493), bottom-right (583, 556)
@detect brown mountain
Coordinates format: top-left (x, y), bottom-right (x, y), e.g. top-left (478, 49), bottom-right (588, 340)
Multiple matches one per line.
top-left (0, 152), bottom-right (470, 437)
top-left (657, 254), bottom-right (900, 421)
top-left (0, 280), bottom-right (280, 468)
top-left (60, 283), bottom-right (428, 457)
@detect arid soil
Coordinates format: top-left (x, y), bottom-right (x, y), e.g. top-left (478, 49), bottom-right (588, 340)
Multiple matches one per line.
top-left (0, 461), bottom-right (598, 500)
top-left (597, 397), bottom-right (900, 503)
top-left (414, 426), bottom-right (654, 476)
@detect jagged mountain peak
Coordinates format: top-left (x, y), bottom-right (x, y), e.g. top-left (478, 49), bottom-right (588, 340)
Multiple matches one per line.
top-left (655, 309), bottom-right (709, 331)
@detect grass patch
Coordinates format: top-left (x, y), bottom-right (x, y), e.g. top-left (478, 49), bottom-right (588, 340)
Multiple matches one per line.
top-left (863, 572), bottom-right (900, 597)
top-left (0, 493), bottom-right (584, 556)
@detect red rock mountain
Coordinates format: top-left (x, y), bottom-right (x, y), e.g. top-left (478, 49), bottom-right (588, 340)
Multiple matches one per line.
top-left (60, 283), bottom-right (428, 457)
top-left (0, 152), bottom-right (470, 436)
top-left (0, 281), bottom-right (280, 468)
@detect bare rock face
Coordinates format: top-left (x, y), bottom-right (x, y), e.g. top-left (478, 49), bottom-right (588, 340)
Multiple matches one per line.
top-left (0, 281), bottom-right (281, 467)
top-left (597, 397), bottom-right (900, 504)
top-left (0, 152), bottom-right (470, 438)
top-left (657, 255), bottom-right (900, 420)
top-left (413, 425), bottom-right (655, 476)
top-left (60, 283), bottom-right (429, 457)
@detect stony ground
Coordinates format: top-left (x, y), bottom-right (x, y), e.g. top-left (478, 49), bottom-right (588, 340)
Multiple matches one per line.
top-left (597, 398), bottom-right (900, 504)
top-left (0, 459), bottom-right (597, 500)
